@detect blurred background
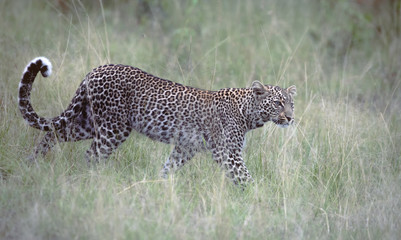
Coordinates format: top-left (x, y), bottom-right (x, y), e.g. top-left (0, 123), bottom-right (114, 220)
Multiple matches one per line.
top-left (2, 0), bottom-right (400, 99)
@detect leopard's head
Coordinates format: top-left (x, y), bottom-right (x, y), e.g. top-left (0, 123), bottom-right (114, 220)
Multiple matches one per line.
top-left (252, 81), bottom-right (297, 128)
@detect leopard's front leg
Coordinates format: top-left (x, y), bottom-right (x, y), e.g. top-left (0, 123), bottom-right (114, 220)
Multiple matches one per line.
top-left (211, 143), bottom-right (254, 186)
top-left (160, 145), bottom-right (198, 178)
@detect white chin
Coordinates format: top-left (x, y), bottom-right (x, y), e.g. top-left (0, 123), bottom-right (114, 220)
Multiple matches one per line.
top-left (277, 124), bottom-right (289, 128)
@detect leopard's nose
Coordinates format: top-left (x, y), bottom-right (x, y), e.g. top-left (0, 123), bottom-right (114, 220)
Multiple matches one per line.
top-left (286, 116), bottom-right (295, 125)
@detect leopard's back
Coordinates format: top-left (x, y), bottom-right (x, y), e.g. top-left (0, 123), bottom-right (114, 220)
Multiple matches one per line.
top-left (85, 64), bottom-right (214, 146)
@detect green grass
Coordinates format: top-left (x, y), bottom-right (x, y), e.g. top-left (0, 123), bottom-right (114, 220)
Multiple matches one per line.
top-left (1, 0), bottom-right (400, 239)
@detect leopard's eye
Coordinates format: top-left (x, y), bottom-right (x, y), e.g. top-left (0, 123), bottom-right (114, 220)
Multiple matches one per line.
top-left (274, 100), bottom-right (283, 106)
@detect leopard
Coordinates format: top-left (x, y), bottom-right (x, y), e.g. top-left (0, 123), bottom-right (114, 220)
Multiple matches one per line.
top-left (18, 57), bottom-right (296, 185)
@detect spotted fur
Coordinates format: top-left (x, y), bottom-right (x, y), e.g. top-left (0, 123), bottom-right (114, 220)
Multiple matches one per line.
top-left (18, 57), bottom-right (296, 185)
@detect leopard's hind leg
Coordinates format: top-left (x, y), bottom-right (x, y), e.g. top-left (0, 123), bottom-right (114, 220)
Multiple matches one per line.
top-left (85, 116), bottom-right (132, 164)
top-left (28, 105), bottom-right (94, 161)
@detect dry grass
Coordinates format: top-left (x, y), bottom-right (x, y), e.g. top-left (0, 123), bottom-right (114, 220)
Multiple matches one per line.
top-left (0, 0), bottom-right (400, 239)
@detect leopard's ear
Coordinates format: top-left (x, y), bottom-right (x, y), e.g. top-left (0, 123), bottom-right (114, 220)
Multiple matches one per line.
top-left (252, 81), bottom-right (268, 98)
top-left (287, 85), bottom-right (297, 97)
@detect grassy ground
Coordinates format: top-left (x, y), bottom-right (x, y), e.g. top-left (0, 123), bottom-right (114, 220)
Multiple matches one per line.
top-left (1, 0), bottom-right (400, 239)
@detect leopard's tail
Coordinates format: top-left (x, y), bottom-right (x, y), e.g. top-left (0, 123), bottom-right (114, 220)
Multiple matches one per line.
top-left (18, 57), bottom-right (84, 132)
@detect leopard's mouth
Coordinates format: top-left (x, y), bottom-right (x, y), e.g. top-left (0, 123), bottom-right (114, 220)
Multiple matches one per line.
top-left (272, 117), bottom-right (294, 128)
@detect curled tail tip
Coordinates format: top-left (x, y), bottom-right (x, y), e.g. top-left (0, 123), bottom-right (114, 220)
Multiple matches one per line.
top-left (23, 56), bottom-right (53, 78)
top-left (34, 56), bottom-right (52, 77)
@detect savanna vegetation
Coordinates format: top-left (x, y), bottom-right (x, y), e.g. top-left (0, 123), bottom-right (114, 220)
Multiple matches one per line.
top-left (1, 0), bottom-right (400, 239)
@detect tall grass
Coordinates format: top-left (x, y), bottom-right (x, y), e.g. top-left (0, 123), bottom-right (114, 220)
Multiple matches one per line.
top-left (1, 0), bottom-right (400, 239)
